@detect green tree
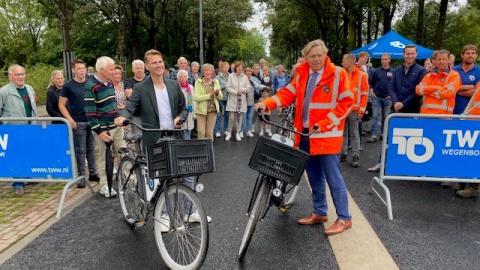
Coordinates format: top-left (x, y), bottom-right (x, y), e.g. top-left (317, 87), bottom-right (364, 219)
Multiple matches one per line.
top-left (237, 28), bottom-right (267, 65)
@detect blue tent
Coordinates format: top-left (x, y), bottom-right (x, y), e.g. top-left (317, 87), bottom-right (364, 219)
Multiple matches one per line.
top-left (350, 30), bottom-right (434, 59)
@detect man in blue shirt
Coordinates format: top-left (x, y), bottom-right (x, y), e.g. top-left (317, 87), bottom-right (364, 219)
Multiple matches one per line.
top-left (452, 44), bottom-right (480, 115)
top-left (367, 53), bottom-right (394, 142)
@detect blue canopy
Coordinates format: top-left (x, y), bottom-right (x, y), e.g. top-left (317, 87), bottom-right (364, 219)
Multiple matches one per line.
top-left (350, 30), bottom-right (434, 60)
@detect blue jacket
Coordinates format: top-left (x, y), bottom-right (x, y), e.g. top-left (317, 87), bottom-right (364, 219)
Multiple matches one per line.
top-left (389, 63), bottom-right (427, 113)
top-left (371, 66), bottom-right (394, 98)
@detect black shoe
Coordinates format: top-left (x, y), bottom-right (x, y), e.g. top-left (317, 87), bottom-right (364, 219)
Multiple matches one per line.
top-left (89, 174), bottom-right (100, 182)
top-left (340, 153), bottom-right (347, 162)
top-left (351, 156), bottom-right (359, 167)
top-left (77, 179), bottom-right (86, 188)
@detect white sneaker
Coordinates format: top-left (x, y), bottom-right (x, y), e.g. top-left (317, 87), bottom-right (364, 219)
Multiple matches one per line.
top-left (224, 131), bottom-right (228, 137)
top-left (100, 185), bottom-right (117, 198)
top-left (225, 132), bottom-right (231, 141)
top-left (250, 127), bottom-right (255, 133)
top-left (247, 131), bottom-right (254, 137)
top-left (236, 133), bottom-right (242, 141)
top-left (215, 132), bottom-right (221, 138)
top-left (267, 130), bottom-right (273, 137)
top-left (185, 212), bottom-right (212, 223)
top-left (240, 132), bottom-right (244, 139)
top-left (259, 130), bottom-right (264, 137)
top-left (159, 214), bottom-right (170, 232)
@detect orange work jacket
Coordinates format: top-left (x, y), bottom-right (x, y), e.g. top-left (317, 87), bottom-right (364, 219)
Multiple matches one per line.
top-left (263, 57), bottom-right (354, 155)
top-left (415, 68), bottom-right (461, 114)
top-left (348, 67), bottom-right (369, 115)
top-left (463, 82), bottom-right (480, 115)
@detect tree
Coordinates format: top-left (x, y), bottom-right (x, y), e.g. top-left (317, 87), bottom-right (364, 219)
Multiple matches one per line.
top-left (434, 0), bottom-right (449, 49)
top-left (237, 28), bottom-right (267, 65)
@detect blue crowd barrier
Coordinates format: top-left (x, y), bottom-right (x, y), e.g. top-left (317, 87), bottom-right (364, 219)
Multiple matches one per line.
top-left (368, 113), bottom-right (480, 220)
top-left (0, 117), bottom-right (94, 218)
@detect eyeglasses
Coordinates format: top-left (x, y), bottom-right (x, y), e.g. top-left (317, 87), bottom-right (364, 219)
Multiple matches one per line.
top-left (13, 73), bottom-right (25, 77)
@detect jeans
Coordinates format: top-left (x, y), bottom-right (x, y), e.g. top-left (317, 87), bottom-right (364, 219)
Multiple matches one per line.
top-left (184, 129), bottom-right (191, 140)
top-left (241, 105), bottom-right (254, 132)
top-left (371, 97), bottom-right (391, 138)
top-left (73, 122), bottom-right (97, 177)
top-left (299, 137), bottom-right (351, 221)
top-left (214, 100), bottom-right (229, 134)
top-left (341, 111), bottom-right (360, 157)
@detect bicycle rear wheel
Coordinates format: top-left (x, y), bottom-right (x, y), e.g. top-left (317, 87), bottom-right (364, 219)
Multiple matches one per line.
top-left (238, 176), bottom-right (270, 260)
top-left (118, 156), bottom-right (146, 225)
top-left (154, 184), bottom-right (209, 270)
top-left (282, 183), bottom-right (299, 207)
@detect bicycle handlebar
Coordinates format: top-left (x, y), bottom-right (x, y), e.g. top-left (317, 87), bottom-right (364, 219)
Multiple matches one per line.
top-left (257, 108), bottom-right (318, 137)
top-left (122, 119), bottom-right (184, 133)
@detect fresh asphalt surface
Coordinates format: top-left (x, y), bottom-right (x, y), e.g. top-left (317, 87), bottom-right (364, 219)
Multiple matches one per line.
top-left (1, 117), bottom-right (480, 269)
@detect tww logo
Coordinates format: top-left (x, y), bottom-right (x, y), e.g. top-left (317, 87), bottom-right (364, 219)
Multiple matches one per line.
top-left (0, 134), bottom-right (8, 151)
top-left (392, 128), bottom-right (434, 163)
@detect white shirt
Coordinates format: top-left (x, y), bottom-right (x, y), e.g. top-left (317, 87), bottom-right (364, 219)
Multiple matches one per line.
top-left (154, 85), bottom-right (174, 129)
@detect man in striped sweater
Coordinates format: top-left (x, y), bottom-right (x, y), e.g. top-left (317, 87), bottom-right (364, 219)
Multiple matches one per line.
top-left (84, 56), bottom-right (126, 197)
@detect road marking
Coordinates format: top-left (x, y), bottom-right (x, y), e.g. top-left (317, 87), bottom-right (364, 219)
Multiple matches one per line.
top-left (324, 187), bottom-right (399, 270)
top-left (303, 172), bottom-right (398, 269)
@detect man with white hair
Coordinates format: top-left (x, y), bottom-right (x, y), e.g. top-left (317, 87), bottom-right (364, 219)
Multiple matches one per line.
top-left (84, 56), bottom-right (126, 197)
top-left (169, 56), bottom-right (189, 81)
top-left (0, 64), bottom-right (38, 196)
top-left (124, 59), bottom-right (146, 135)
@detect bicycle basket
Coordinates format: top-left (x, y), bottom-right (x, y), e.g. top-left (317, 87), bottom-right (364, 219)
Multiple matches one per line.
top-left (248, 136), bottom-right (309, 185)
top-left (147, 140), bottom-right (215, 179)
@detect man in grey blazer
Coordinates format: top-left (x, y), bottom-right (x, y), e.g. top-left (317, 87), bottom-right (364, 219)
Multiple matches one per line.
top-left (115, 49), bottom-right (188, 150)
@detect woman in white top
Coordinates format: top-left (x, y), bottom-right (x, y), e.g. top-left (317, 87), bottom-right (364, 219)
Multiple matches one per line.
top-left (177, 70), bottom-right (196, 139)
top-left (225, 61), bottom-right (251, 141)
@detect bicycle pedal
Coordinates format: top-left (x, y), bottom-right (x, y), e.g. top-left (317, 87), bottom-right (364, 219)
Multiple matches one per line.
top-left (134, 221), bottom-right (146, 228)
top-left (279, 207), bottom-right (288, 212)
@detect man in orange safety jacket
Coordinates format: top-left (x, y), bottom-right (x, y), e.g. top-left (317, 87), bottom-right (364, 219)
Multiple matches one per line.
top-left (255, 39), bottom-right (354, 235)
top-left (340, 53), bottom-right (368, 167)
top-left (416, 49), bottom-right (461, 114)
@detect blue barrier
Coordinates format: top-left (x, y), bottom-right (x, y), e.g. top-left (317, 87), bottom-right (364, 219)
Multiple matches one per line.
top-left (0, 117), bottom-right (94, 218)
top-left (368, 113), bottom-right (480, 220)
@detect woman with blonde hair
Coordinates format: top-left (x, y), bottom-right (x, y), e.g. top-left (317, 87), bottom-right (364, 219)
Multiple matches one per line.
top-left (46, 70), bottom-right (65, 124)
top-left (194, 64), bottom-right (223, 140)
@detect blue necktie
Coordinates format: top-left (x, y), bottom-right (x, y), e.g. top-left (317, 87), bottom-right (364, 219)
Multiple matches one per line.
top-left (302, 72), bottom-right (319, 126)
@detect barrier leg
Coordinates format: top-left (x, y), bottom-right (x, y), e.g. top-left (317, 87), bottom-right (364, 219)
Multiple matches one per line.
top-left (85, 178), bottom-right (95, 193)
top-left (56, 179), bottom-right (78, 218)
top-left (368, 176), bottom-right (394, 220)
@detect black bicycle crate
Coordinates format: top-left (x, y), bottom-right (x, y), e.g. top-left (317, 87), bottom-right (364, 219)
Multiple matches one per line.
top-left (147, 139), bottom-right (215, 179)
top-left (248, 136), bottom-right (309, 185)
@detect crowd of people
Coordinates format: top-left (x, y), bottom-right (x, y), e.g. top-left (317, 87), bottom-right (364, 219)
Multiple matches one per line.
top-left (2, 40), bottom-right (480, 236)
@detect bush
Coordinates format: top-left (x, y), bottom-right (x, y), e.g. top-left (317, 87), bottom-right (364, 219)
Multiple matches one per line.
top-left (0, 64), bottom-right (62, 106)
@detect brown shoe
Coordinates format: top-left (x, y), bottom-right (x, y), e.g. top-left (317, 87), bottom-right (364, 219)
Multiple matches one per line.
top-left (298, 213), bottom-right (328, 225)
top-left (325, 219), bottom-right (352, 235)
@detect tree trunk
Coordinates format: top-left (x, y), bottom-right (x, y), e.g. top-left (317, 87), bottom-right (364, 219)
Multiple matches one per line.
top-left (434, 0), bottom-right (448, 49)
top-left (367, 6), bottom-right (372, 43)
top-left (416, 0), bottom-right (425, 45)
top-left (117, 0), bottom-right (125, 57)
top-left (59, 0), bottom-right (72, 52)
top-left (347, 0), bottom-right (356, 51)
top-left (356, 1), bottom-right (363, 48)
top-left (382, 0), bottom-right (396, 34)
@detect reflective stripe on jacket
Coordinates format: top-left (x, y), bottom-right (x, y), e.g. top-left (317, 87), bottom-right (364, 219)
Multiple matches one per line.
top-left (463, 82), bottom-right (480, 115)
top-left (262, 57), bottom-right (354, 155)
top-left (348, 67), bottom-right (369, 114)
top-left (415, 68), bottom-right (461, 114)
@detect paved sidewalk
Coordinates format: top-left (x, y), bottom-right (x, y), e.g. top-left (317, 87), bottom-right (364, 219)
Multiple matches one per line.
top-left (0, 181), bottom-right (98, 254)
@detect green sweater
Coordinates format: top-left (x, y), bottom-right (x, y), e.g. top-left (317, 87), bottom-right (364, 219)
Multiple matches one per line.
top-left (84, 76), bottom-right (118, 134)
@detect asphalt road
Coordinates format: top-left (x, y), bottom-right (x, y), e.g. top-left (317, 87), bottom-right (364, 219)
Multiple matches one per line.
top-left (1, 117), bottom-right (480, 269)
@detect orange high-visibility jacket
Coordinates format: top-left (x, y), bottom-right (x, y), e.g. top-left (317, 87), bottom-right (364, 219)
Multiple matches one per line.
top-left (348, 67), bottom-right (369, 115)
top-left (415, 68), bottom-right (461, 114)
top-left (463, 82), bottom-right (480, 115)
top-left (262, 57), bottom-right (354, 155)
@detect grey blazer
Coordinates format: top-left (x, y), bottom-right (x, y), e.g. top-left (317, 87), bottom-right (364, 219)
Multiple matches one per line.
top-left (121, 77), bottom-right (188, 150)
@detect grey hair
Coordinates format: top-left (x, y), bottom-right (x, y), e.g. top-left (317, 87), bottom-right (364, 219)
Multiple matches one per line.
top-left (191, 61), bottom-right (200, 67)
top-left (95, 56), bottom-right (115, 72)
top-left (177, 57), bottom-right (187, 65)
top-left (49, 70), bottom-right (64, 86)
top-left (201, 63), bottom-right (214, 74)
top-left (132, 59), bottom-right (144, 67)
top-left (8, 64), bottom-right (24, 75)
top-left (178, 69), bottom-right (189, 79)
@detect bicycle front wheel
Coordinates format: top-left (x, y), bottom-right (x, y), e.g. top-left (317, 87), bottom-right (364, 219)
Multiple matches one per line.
top-left (118, 156), bottom-right (145, 225)
top-left (238, 176), bottom-right (270, 260)
top-left (282, 183), bottom-right (299, 208)
top-left (154, 184), bottom-right (209, 270)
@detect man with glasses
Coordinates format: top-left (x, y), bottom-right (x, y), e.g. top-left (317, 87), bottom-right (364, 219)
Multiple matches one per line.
top-left (0, 64), bottom-right (39, 195)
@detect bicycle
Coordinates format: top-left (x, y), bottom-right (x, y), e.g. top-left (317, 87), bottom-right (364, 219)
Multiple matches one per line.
top-left (117, 120), bottom-right (214, 270)
top-left (238, 110), bottom-right (317, 260)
